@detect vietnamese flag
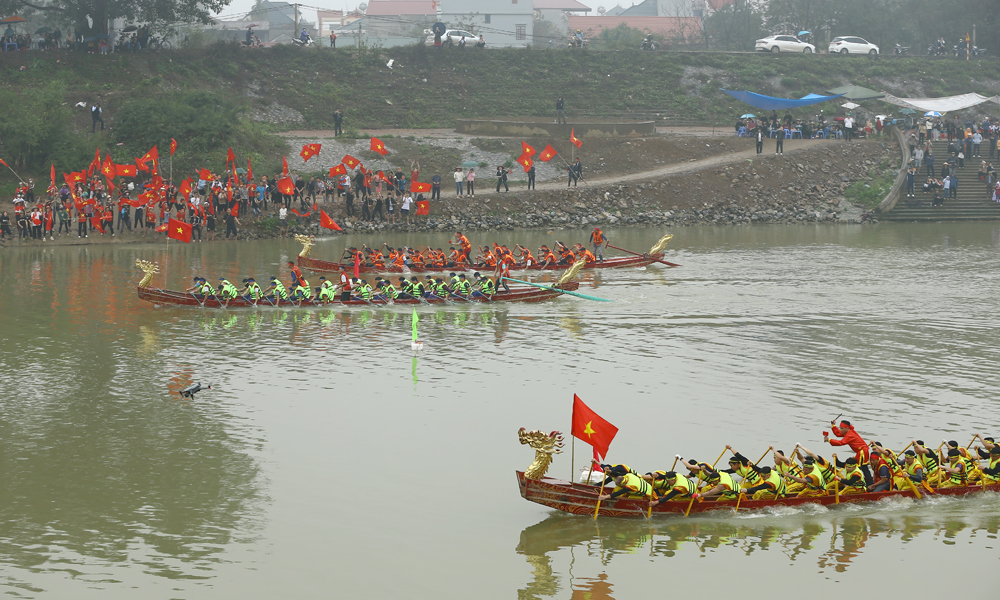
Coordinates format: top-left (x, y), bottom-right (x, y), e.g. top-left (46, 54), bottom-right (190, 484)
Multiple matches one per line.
top-left (106, 176), bottom-right (116, 195)
top-left (167, 217), bottom-right (192, 243)
top-left (342, 154), bottom-right (361, 170)
top-left (101, 154), bottom-right (116, 178)
top-left (179, 178), bottom-right (192, 200)
top-left (320, 209), bottom-right (343, 231)
top-left (329, 164), bottom-right (347, 177)
top-left (415, 199), bottom-right (430, 215)
top-left (521, 141), bottom-right (536, 158)
top-left (90, 216), bottom-right (105, 234)
top-left (300, 143), bottom-right (322, 162)
top-left (0, 158), bottom-right (8, 167)
top-left (135, 159), bottom-right (150, 173)
top-left (50, 164), bottom-right (55, 187)
top-left (277, 176), bottom-right (295, 195)
top-left (170, 138), bottom-right (178, 156)
top-left (410, 181), bottom-right (431, 193)
top-left (515, 153), bottom-right (533, 173)
top-left (88, 147), bottom-right (101, 177)
top-left (571, 394), bottom-right (618, 461)
top-left (377, 170), bottom-right (391, 183)
top-left (370, 137), bottom-right (388, 156)
top-left (226, 147), bottom-right (235, 164)
top-left (65, 171), bottom-right (86, 185)
top-left (247, 158), bottom-right (254, 181)
top-left (353, 252), bottom-right (360, 279)
top-left (291, 208), bottom-right (311, 218)
top-left (282, 155), bottom-right (289, 177)
top-left (570, 128), bottom-right (583, 149)
top-left (139, 145), bottom-right (158, 165)
top-left (116, 164), bottom-right (137, 177)
top-left (198, 168), bottom-right (214, 181)
top-left (154, 223), bottom-right (168, 232)
top-left (538, 144), bottom-right (558, 162)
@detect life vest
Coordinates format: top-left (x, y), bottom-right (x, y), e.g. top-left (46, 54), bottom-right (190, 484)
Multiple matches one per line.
top-left (776, 461), bottom-right (802, 478)
top-left (918, 449), bottom-right (940, 474)
top-left (272, 281), bottom-right (289, 300)
top-left (356, 284), bottom-right (372, 300)
top-left (840, 466), bottom-right (866, 490)
top-left (435, 281), bottom-right (449, 296)
top-left (735, 464), bottom-right (760, 486)
top-left (803, 469), bottom-right (827, 491)
top-left (392, 253), bottom-right (405, 268)
top-left (318, 287), bottom-right (335, 301)
top-left (481, 251), bottom-right (496, 267)
top-left (542, 250), bottom-right (557, 264)
top-left (715, 472), bottom-right (741, 498)
top-left (520, 248), bottom-right (535, 265)
top-left (815, 457), bottom-right (835, 484)
top-left (479, 278), bottom-right (496, 295)
top-left (618, 473), bottom-right (653, 499)
top-left (382, 284), bottom-right (398, 299)
top-left (905, 461), bottom-right (923, 480)
top-left (592, 229), bottom-right (604, 244)
top-left (948, 459), bottom-right (967, 485)
top-left (199, 283), bottom-right (214, 295)
top-left (580, 249), bottom-right (596, 263)
top-left (291, 284), bottom-right (309, 299)
top-left (759, 470), bottom-right (786, 496)
top-left (455, 280), bottom-right (471, 295)
top-left (371, 253), bottom-right (385, 268)
top-left (654, 474), bottom-right (695, 497)
top-left (247, 282), bottom-right (263, 299)
top-left (412, 282), bottom-right (425, 296)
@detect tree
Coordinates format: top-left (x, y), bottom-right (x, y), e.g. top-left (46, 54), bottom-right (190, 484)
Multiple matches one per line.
top-left (704, 0), bottom-right (764, 51)
top-left (0, 0), bottom-right (232, 35)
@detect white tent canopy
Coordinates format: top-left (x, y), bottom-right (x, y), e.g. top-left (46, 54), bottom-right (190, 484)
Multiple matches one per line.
top-left (882, 92), bottom-right (1000, 113)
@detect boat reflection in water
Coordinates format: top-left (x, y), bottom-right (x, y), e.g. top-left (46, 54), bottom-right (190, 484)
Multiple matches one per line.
top-left (517, 495), bottom-right (1000, 598)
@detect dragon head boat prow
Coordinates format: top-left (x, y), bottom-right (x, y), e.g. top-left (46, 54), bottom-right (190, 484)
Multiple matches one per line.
top-left (649, 233), bottom-right (673, 256)
top-left (519, 428), bottom-right (564, 480)
top-left (295, 234), bottom-right (316, 257)
top-left (135, 259), bottom-right (160, 288)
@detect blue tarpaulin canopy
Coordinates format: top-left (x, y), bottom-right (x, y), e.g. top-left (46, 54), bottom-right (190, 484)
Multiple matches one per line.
top-left (722, 89), bottom-right (845, 111)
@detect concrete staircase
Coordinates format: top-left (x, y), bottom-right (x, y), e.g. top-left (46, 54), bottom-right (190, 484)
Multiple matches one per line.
top-left (882, 139), bottom-right (999, 221)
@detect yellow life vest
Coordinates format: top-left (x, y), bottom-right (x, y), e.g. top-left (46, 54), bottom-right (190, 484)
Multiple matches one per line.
top-left (619, 473), bottom-right (653, 499)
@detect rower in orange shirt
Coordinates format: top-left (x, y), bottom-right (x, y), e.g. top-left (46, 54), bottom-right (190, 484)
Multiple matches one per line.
top-left (449, 231), bottom-right (472, 260)
top-left (555, 241), bottom-right (576, 265)
top-left (515, 244), bottom-right (535, 268)
top-left (478, 246), bottom-right (497, 268)
top-left (538, 245), bottom-right (557, 268)
top-left (575, 243), bottom-right (596, 264)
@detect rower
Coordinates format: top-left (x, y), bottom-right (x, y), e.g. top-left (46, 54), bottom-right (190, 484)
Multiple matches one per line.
top-left (693, 470), bottom-right (742, 501)
top-left (772, 449), bottom-right (803, 479)
top-left (824, 419), bottom-right (873, 485)
top-left (575, 243), bottom-right (597, 264)
top-left (597, 472), bottom-right (654, 503)
top-left (979, 447), bottom-right (1000, 484)
top-left (739, 466), bottom-right (786, 500)
top-left (453, 274), bottom-right (472, 297)
top-left (376, 279), bottom-right (398, 301)
top-left (538, 245), bottom-right (557, 268)
top-left (912, 440), bottom-right (943, 486)
top-left (679, 458), bottom-right (716, 486)
top-left (893, 451), bottom-right (925, 490)
top-left (832, 457), bottom-right (867, 495)
top-left (185, 276), bottom-right (206, 294)
top-left (555, 242), bottom-right (576, 265)
top-left (946, 440), bottom-right (981, 483)
top-left (867, 443), bottom-right (894, 492)
top-left (313, 284), bottom-right (336, 303)
top-left (432, 277), bottom-right (451, 298)
top-left (783, 457), bottom-right (827, 497)
top-left (397, 277), bottom-right (414, 299)
top-left (597, 463), bottom-right (638, 487)
top-left (589, 227), bottom-right (607, 261)
top-left (352, 278), bottom-right (373, 301)
top-left (795, 445), bottom-right (837, 491)
top-left (449, 232), bottom-right (472, 261)
top-left (199, 278), bottom-right (214, 296)
top-left (722, 446), bottom-right (761, 489)
top-left (289, 279), bottom-right (311, 304)
top-left (515, 244), bottom-right (535, 268)
top-left (242, 277), bottom-right (264, 302)
top-left (319, 276), bottom-right (334, 291)
top-left (269, 277), bottom-right (290, 302)
top-left (646, 471), bottom-right (696, 505)
top-left (287, 261), bottom-right (304, 287)
top-left (473, 272), bottom-right (496, 297)
top-left (410, 276), bottom-right (426, 298)
top-left (939, 448), bottom-right (968, 488)
top-left (478, 246), bottom-right (497, 268)
top-left (217, 277), bottom-right (239, 302)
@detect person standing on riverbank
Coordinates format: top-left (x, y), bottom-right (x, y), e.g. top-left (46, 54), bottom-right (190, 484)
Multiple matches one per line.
top-left (454, 168), bottom-right (464, 196)
top-left (843, 114), bottom-right (854, 142)
top-left (496, 166), bottom-right (510, 192)
top-left (527, 164), bottom-right (535, 189)
top-left (431, 172), bottom-right (441, 200)
top-left (556, 96), bottom-right (566, 125)
top-left (333, 109), bottom-right (343, 137)
top-left (755, 127), bottom-right (764, 155)
top-left (466, 168), bottom-right (476, 197)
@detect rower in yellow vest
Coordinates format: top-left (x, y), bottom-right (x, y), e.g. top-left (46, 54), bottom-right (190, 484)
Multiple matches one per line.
top-left (946, 440), bottom-right (982, 483)
top-left (598, 463), bottom-right (639, 487)
top-left (694, 470), bottom-right (742, 501)
top-left (597, 472), bottom-right (654, 502)
top-left (892, 451), bottom-right (925, 490)
top-left (979, 447), bottom-right (1000, 484)
top-left (832, 457), bottom-right (867, 495)
top-left (772, 448), bottom-right (803, 479)
top-left (912, 440), bottom-right (943, 486)
top-left (645, 471), bottom-right (696, 505)
top-left (739, 466), bottom-right (786, 500)
top-left (938, 448), bottom-right (968, 488)
top-left (783, 457), bottom-right (827, 497)
top-left (796, 445), bottom-right (837, 491)
top-left (723, 446), bottom-right (761, 489)
top-left (679, 458), bottom-right (716, 486)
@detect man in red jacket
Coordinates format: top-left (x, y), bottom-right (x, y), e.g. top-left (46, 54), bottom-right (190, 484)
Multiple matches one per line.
top-left (824, 419), bottom-right (873, 485)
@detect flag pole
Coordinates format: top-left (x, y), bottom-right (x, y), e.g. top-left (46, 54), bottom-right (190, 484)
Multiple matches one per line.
top-left (571, 436), bottom-right (575, 483)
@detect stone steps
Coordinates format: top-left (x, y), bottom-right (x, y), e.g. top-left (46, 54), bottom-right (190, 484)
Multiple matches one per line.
top-left (883, 140), bottom-right (998, 220)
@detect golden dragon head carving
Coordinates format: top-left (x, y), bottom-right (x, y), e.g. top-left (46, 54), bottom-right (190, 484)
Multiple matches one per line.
top-left (295, 234), bottom-right (315, 257)
top-left (519, 428), bottom-right (564, 480)
top-left (135, 259), bottom-right (160, 289)
top-left (556, 259), bottom-right (586, 286)
top-left (649, 233), bottom-right (674, 256)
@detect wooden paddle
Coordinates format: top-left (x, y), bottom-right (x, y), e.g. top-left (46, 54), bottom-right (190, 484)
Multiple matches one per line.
top-left (684, 447), bottom-right (728, 517)
top-left (593, 467), bottom-right (607, 520)
top-left (606, 243), bottom-right (681, 268)
top-left (732, 447), bottom-right (771, 513)
top-left (502, 276), bottom-right (611, 302)
top-left (647, 455), bottom-right (683, 519)
top-left (833, 453), bottom-right (840, 505)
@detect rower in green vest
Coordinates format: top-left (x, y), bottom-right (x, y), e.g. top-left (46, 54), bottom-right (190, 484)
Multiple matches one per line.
top-left (410, 276), bottom-right (426, 298)
top-left (453, 273), bottom-right (472, 296)
top-left (647, 471), bottom-right (696, 504)
top-left (185, 276), bottom-right (206, 295)
top-left (352, 278), bottom-right (372, 301)
top-left (473, 272), bottom-right (495, 296)
top-left (269, 277), bottom-right (289, 301)
top-left (217, 278), bottom-right (239, 299)
top-left (314, 285), bottom-right (336, 303)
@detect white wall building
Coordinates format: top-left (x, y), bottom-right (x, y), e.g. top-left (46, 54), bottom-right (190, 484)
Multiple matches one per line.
top-left (437, 0), bottom-right (534, 47)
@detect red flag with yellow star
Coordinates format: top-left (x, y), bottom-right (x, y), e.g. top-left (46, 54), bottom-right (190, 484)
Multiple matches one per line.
top-left (282, 155), bottom-right (289, 177)
top-left (521, 141), bottom-right (536, 158)
top-left (515, 153), bottom-right (533, 173)
top-left (170, 138), bottom-right (178, 156)
top-left (370, 137), bottom-right (388, 156)
top-left (277, 176), bottom-right (295, 195)
top-left (320, 209), bottom-right (343, 231)
top-left (167, 218), bottom-right (192, 243)
top-left (342, 154), bottom-right (361, 170)
top-left (300, 143), bottom-right (322, 162)
top-left (329, 164), bottom-right (347, 177)
top-left (538, 144), bottom-right (558, 162)
top-left (410, 181), bottom-right (431, 193)
top-left (571, 394), bottom-right (618, 461)
top-left (139, 145), bottom-right (159, 165)
top-left (570, 129), bottom-right (583, 149)
top-left (101, 154), bottom-right (116, 179)
top-left (116, 164), bottom-right (137, 177)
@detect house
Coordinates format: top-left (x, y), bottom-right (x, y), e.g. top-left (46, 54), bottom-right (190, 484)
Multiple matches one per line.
top-left (566, 15), bottom-right (703, 45)
top-left (436, 0), bottom-right (534, 47)
top-left (317, 10), bottom-right (343, 36)
top-left (533, 0), bottom-right (591, 24)
top-left (359, 0), bottom-right (437, 43)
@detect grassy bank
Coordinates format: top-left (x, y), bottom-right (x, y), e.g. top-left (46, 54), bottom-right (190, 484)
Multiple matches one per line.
top-left (1, 43), bottom-right (998, 186)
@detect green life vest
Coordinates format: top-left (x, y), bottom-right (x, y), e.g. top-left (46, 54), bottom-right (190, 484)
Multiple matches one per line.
top-left (199, 283), bottom-right (214, 295)
top-left (292, 285), bottom-right (308, 298)
top-left (455, 280), bottom-right (471, 294)
top-left (716, 472), bottom-right (741, 498)
top-left (248, 282), bottom-right (263, 299)
top-left (760, 470), bottom-right (786, 496)
top-left (318, 287), bottom-right (335, 301)
top-left (435, 282), bottom-right (449, 295)
top-left (479, 278), bottom-right (495, 295)
top-left (382, 284), bottom-right (397, 299)
top-left (357, 285), bottom-right (372, 300)
top-left (619, 473), bottom-right (652, 498)
top-left (272, 282), bottom-right (289, 299)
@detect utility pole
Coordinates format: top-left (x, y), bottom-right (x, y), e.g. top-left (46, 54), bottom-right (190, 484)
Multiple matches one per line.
top-left (294, 3), bottom-right (299, 35)
top-left (358, 19), bottom-right (362, 49)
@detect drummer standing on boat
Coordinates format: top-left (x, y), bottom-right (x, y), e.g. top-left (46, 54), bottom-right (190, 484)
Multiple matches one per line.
top-left (824, 419), bottom-right (873, 485)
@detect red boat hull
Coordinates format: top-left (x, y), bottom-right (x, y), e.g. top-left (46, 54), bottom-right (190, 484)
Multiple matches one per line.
top-left (137, 282), bottom-right (577, 308)
top-left (298, 253), bottom-right (676, 275)
top-left (516, 471), bottom-right (1000, 518)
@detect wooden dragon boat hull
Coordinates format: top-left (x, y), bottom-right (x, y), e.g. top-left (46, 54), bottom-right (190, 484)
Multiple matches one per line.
top-left (516, 471), bottom-right (1000, 518)
top-left (298, 253), bottom-right (676, 275)
top-left (137, 281), bottom-right (577, 308)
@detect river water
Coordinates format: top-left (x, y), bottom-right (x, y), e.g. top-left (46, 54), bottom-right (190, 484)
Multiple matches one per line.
top-left (1, 223), bottom-right (999, 598)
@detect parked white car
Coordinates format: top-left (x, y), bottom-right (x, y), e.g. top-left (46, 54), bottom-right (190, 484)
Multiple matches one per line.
top-left (829, 36), bottom-right (879, 55)
top-left (755, 34), bottom-right (816, 53)
top-left (424, 29), bottom-right (476, 46)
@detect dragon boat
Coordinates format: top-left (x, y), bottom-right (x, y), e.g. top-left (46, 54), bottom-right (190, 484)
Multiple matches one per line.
top-left (294, 234), bottom-right (679, 275)
top-left (516, 429), bottom-right (1000, 518)
top-left (134, 259), bottom-right (582, 308)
